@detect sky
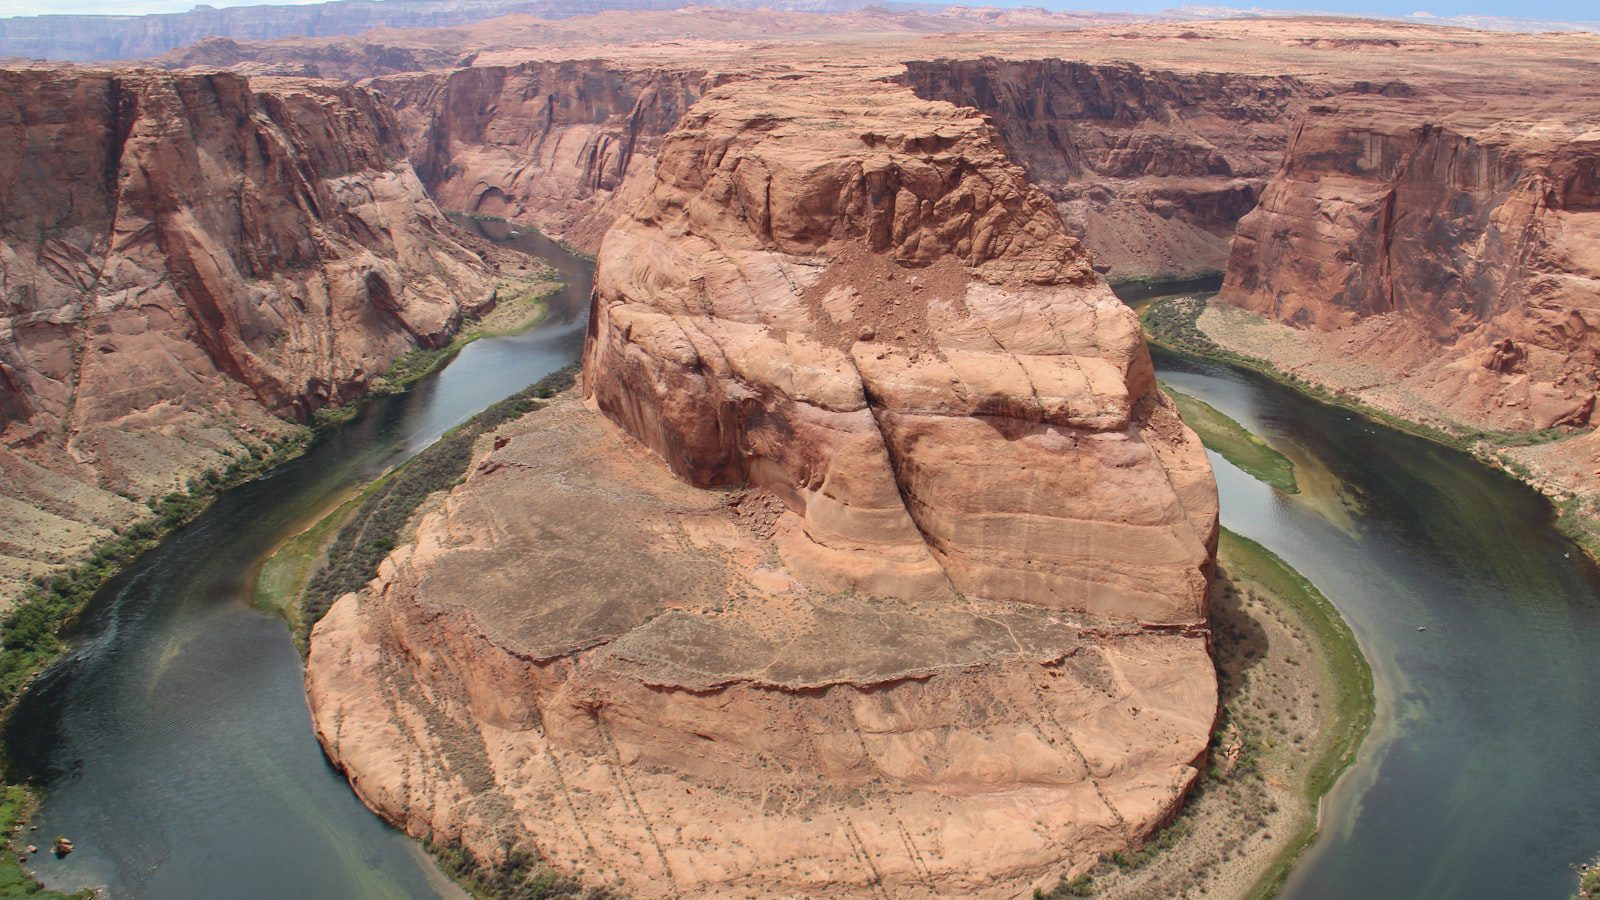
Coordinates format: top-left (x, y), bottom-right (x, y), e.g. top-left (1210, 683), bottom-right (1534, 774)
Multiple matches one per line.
top-left (1, 0), bottom-right (1594, 25)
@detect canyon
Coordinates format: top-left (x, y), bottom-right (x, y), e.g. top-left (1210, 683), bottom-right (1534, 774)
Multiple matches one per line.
top-left (282, 18), bottom-right (1598, 892)
top-left (4, 6), bottom-right (1600, 898)
top-left (0, 67), bottom-right (502, 606)
top-left (307, 65), bottom-right (1218, 896)
top-left (1218, 91), bottom-right (1600, 434)
top-left (190, 15), bottom-right (1600, 500)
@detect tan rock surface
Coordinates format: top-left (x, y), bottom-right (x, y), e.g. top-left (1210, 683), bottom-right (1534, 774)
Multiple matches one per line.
top-left (0, 67), bottom-right (497, 605)
top-left (309, 67), bottom-right (1219, 897)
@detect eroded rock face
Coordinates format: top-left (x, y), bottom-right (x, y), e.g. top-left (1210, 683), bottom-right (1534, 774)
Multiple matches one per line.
top-left (1222, 96), bottom-right (1600, 431)
top-left (585, 69), bottom-right (1218, 618)
top-left (309, 68), bottom-right (1219, 897)
top-left (372, 61), bottom-right (706, 249)
top-left (901, 58), bottom-right (1323, 280)
top-left (0, 67), bottom-right (494, 604)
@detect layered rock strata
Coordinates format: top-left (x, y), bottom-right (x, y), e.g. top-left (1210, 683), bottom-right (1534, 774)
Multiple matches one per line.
top-left (309, 68), bottom-right (1219, 897)
top-left (902, 58), bottom-right (1323, 281)
top-left (371, 60), bottom-right (707, 249)
top-left (0, 67), bottom-right (496, 604)
top-left (1221, 95), bottom-right (1600, 434)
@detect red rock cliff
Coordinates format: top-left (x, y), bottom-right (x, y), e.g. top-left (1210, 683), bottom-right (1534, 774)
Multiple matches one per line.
top-left (307, 64), bottom-right (1219, 899)
top-left (0, 67), bottom-right (495, 603)
top-left (901, 57), bottom-right (1324, 280)
top-left (586, 67), bottom-right (1219, 617)
top-left (1222, 96), bottom-right (1600, 432)
top-left (371, 60), bottom-right (706, 250)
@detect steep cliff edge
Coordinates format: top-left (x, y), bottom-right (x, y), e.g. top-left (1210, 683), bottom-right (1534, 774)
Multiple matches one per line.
top-left (0, 67), bottom-right (496, 605)
top-left (365, 55), bottom-right (1315, 274)
top-left (901, 58), bottom-right (1324, 281)
top-left (371, 60), bottom-right (705, 251)
top-left (309, 66), bottom-right (1219, 897)
top-left (1220, 95), bottom-right (1600, 436)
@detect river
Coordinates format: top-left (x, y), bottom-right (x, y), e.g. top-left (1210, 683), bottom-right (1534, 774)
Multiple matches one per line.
top-left (5, 256), bottom-right (1597, 898)
top-left (5, 217), bottom-right (590, 899)
top-left (1146, 327), bottom-right (1600, 898)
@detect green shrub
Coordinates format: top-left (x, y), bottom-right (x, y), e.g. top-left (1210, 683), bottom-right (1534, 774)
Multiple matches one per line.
top-left (1034, 872), bottom-right (1094, 897)
top-left (429, 839), bottom-right (599, 900)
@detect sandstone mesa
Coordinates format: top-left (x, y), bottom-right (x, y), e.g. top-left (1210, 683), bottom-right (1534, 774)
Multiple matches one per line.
top-left (3, 9), bottom-right (1599, 897)
top-left (308, 67), bottom-right (1220, 897)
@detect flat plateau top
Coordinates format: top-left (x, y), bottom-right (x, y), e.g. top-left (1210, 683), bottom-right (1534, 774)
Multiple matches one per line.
top-left (411, 397), bottom-right (1109, 690)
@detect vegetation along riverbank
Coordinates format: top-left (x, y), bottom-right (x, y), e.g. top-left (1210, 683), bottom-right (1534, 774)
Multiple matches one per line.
top-left (1162, 384), bottom-right (1298, 493)
top-left (311, 265), bottom-right (561, 429)
top-left (261, 365), bottom-right (585, 897)
top-left (0, 264), bottom-right (557, 897)
top-left (0, 427), bottom-right (309, 898)
top-left (261, 365), bottom-right (580, 647)
top-left (1038, 530), bottom-right (1374, 900)
top-left (1142, 294), bottom-right (1600, 561)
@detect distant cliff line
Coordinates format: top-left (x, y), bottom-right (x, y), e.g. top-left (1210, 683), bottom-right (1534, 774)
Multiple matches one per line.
top-left (1, 0), bottom-right (896, 61)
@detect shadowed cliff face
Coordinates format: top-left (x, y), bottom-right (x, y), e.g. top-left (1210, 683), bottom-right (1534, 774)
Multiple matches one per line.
top-left (584, 69), bottom-right (1218, 615)
top-left (0, 67), bottom-right (495, 604)
top-left (371, 60), bottom-right (706, 250)
top-left (309, 66), bottom-right (1219, 898)
top-left (1222, 96), bottom-right (1600, 432)
top-left (900, 58), bottom-right (1325, 280)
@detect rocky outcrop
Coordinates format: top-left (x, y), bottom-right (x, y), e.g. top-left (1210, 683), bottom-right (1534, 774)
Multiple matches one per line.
top-left (309, 66), bottom-right (1219, 897)
top-left (365, 54), bottom-right (1317, 275)
top-left (901, 58), bottom-right (1323, 280)
top-left (372, 60), bottom-right (706, 250)
top-left (0, 67), bottom-right (495, 604)
top-left (1222, 95), bottom-right (1600, 433)
top-left (585, 69), bottom-right (1218, 614)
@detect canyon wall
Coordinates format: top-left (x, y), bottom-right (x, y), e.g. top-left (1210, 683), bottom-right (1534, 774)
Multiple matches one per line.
top-left (1221, 95), bottom-right (1600, 433)
top-left (371, 60), bottom-right (706, 250)
top-left (309, 65), bottom-right (1219, 897)
top-left (0, 67), bottom-right (496, 605)
top-left (365, 55), bottom-right (1319, 273)
top-left (901, 58), bottom-right (1322, 280)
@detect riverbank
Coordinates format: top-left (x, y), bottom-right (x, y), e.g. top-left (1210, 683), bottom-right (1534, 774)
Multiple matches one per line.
top-left (0, 263), bottom-right (561, 897)
top-left (1142, 294), bottom-right (1600, 561)
top-left (258, 365), bottom-right (579, 649)
top-left (1042, 529), bottom-right (1374, 899)
top-left (1, 257), bottom-right (559, 710)
top-left (0, 428), bottom-right (308, 897)
top-left (1162, 384), bottom-right (1298, 493)
top-left (273, 368), bottom-right (584, 897)
top-left (310, 265), bottom-right (561, 428)
top-left (255, 266), bottom-right (562, 641)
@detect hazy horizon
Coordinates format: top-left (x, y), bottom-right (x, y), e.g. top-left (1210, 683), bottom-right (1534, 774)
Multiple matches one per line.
top-left (2, 0), bottom-right (1595, 25)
